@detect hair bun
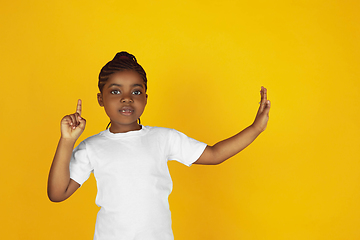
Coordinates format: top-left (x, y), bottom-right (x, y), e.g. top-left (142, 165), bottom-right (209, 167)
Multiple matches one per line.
top-left (113, 51), bottom-right (137, 62)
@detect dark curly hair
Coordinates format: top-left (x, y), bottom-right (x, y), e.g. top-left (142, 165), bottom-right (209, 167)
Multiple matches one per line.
top-left (98, 51), bottom-right (147, 93)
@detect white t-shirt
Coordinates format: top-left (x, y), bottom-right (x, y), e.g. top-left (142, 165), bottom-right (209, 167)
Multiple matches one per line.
top-left (70, 126), bottom-right (207, 240)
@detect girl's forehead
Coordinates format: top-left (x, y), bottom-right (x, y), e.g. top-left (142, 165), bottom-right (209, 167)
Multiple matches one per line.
top-left (106, 70), bottom-right (144, 86)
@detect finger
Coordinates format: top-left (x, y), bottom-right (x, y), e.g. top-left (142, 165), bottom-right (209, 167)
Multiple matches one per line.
top-left (62, 115), bottom-right (75, 129)
top-left (263, 100), bottom-right (271, 116)
top-left (258, 87), bottom-right (267, 113)
top-left (261, 87), bottom-right (267, 102)
top-left (76, 99), bottom-right (82, 116)
top-left (61, 115), bottom-right (72, 126)
top-left (263, 87), bottom-right (267, 102)
top-left (68, 114), bottom-right (77, 129)
top-left (78, 116), bottom-right (86, 130)
top-left (74, 112), bottom-right (82, 127)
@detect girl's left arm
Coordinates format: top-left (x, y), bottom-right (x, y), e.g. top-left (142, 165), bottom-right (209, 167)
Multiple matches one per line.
top-left (194, 87), bottom-right (271, 165)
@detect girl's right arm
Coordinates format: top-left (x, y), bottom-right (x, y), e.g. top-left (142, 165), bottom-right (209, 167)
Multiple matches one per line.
top-left (47, 100), bottom-right (86, 202)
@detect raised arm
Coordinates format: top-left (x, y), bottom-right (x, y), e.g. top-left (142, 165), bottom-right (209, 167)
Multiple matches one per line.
top-left (194, 87), bottom-right (271, 165)
top-left (47, 100), bottom-right (86, 202)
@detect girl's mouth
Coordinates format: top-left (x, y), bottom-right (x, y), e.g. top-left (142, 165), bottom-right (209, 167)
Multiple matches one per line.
top-left (119, 107), bottom-right (134, 115)
top-left (121, 109), bottom-right (133, 113)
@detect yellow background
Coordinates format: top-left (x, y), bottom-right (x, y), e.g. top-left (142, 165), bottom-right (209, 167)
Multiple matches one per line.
top-left (1, 0), bottom-right (359, 239)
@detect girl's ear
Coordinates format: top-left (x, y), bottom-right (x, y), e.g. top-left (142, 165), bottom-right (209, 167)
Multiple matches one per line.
top-left (97, 93), bottom-right (104, 107)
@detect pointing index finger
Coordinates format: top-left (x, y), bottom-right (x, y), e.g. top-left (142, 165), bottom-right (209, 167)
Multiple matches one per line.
top-left (76, 99), bottom-right (82, 115)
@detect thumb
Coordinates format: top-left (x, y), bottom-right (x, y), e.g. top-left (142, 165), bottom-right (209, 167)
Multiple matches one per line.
top-left (77, 115), bottom-right (86, 129)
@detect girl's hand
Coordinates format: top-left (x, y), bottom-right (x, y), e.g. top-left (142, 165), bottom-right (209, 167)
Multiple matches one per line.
top-left (252, 87), bottom-right (271, 133)
top-left (60, 99), bottom-right (86, 140)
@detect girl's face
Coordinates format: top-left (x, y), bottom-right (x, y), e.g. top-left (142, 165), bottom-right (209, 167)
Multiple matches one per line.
top-left (97, 70), bottom-right (147, 133)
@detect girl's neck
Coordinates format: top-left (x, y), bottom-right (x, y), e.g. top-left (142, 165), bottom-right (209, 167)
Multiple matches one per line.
top-left (109, 123), bottom-right (142, 134)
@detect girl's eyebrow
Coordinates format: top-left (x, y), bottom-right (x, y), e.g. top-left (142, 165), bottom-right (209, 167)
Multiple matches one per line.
top-left (107, 83), bottom-right (144, 88)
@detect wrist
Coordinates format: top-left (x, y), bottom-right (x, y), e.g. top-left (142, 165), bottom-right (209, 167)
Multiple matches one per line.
top-left (248, 123), bottom-right (263, 135)
top-left (59, 136), bottom-right (77, 146)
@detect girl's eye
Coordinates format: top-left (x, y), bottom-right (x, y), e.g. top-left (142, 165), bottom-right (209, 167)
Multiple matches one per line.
top-left (132, 90), bottom-right (142, 95)
top-left (110, 90), bottom-right (121, 94)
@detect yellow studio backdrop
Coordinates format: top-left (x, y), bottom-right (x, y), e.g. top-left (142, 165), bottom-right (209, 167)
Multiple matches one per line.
top-left (1, 0), bottom-right (359, 239)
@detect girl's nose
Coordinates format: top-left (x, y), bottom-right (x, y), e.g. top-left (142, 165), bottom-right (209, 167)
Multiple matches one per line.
top-left (120, 94), bottom-right (133, 103)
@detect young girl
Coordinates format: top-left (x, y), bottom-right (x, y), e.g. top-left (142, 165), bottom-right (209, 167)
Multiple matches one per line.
top-left (47, 51), bottom-right (270, 240)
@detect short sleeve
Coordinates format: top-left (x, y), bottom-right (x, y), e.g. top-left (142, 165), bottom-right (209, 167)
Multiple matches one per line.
top-left (69, 141), bottom-right (93, 186)
top-left (167, 129), bottom-right (207, 166)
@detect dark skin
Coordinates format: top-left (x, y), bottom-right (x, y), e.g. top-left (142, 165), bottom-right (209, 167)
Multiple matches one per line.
top-left (47, 99), bottom-right (85, 202)
top-left (97, 70), bottom-right (148, 133)
top-left (195, 86), bottom-right (270, 164)
top-left (47, 70), bottom-right (270, 202)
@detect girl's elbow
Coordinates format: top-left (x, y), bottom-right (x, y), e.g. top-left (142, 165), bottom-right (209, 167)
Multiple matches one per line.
top-left (48, 193), bottom-right (60, 202)
top-left (48, 197), bottom-right (62, 203)
top-left (48, 195), bottom-right (67, 203)
top-left (47, 190), bottom-right (67, 202)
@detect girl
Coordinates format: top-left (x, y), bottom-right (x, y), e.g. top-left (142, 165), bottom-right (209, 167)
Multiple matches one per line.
top-left (47, 51), bottom-right (271, 240)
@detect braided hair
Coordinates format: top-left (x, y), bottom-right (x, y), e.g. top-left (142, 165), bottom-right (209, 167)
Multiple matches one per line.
top-left (99, 52), bottom-right (147, 129)
top-left (98, 51), bottom-right (147, 93)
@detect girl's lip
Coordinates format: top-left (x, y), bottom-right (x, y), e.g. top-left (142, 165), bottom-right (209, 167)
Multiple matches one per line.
top-left (119, 106), bottom-right (134, 115)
